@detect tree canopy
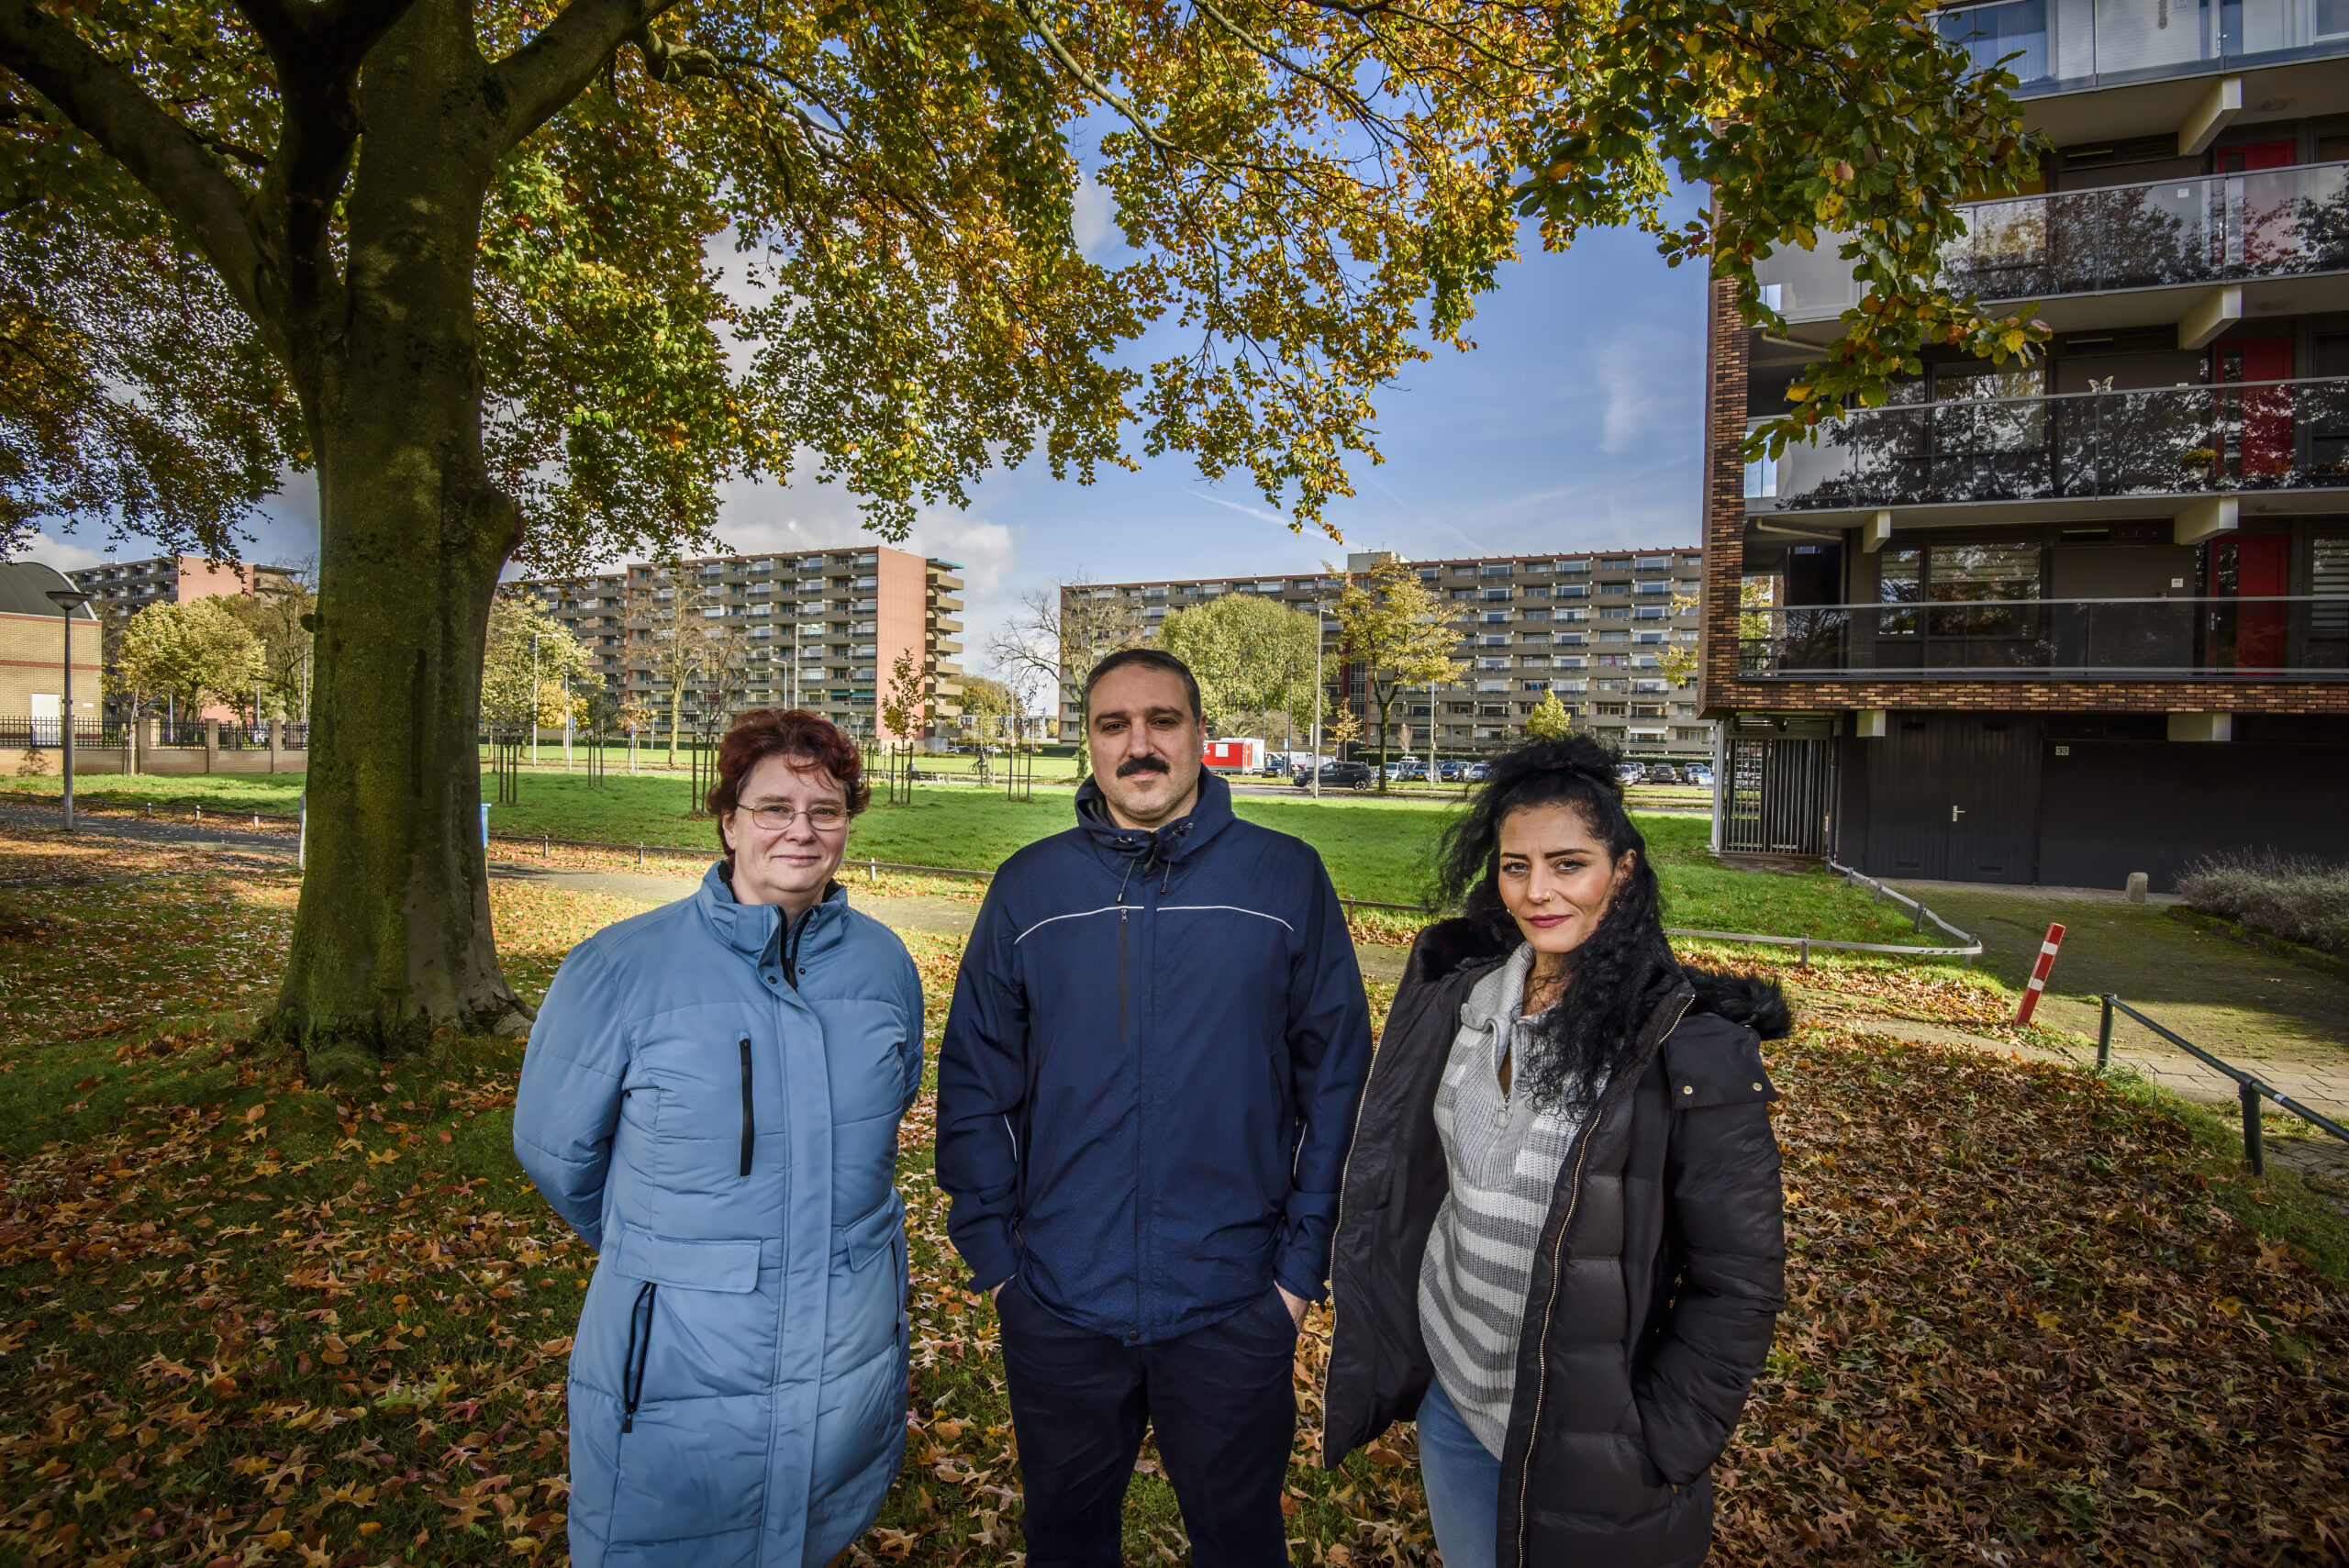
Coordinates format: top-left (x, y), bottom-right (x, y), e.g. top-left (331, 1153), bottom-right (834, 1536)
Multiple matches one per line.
top-left (1157, 591), bottom-right (1319, 737)
top-left (1330, 558), bottom-right (1462, 789)
top-left (109, 596), bottom-right (266, 718)
top-left (2, 0), bottom-right (2039, 561)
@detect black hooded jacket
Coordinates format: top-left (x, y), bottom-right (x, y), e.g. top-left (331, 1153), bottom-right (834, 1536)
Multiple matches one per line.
top-left (1319, 917), bottom-right (1789, 1567)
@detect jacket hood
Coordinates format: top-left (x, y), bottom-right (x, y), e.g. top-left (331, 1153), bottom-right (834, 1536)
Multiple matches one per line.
top-left (1407, 915), bottom-right (1793, 1041)
top-left (1073, 766), bottom-right (1237, 869)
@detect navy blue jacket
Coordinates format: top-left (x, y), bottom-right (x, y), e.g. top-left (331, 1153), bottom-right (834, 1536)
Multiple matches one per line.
top-left (936, 771), bottom-right (1373, 1343)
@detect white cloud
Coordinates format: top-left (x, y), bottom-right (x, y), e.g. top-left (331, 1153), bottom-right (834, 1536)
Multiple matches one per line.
top-left (1598, 316), bottom-right (1700, 458)
top-left (12, 530), bottom-right (107, 572)
top-left (1072, 173), bottom-right (1119, 259)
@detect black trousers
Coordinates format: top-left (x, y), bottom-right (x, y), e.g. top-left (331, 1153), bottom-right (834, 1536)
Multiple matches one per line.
top-left (996, 1279), bottom-right (1298, 1568)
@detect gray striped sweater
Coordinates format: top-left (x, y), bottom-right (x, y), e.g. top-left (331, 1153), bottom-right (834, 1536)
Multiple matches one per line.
top-left (1416, 941), bottom-right (1602, 1457)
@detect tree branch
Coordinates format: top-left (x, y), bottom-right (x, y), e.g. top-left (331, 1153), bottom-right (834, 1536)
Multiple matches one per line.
top-left (0, 0), bottom-right (273, 329)
top-left (487, 0), bottom-right (683, 155)
top-left (228, 0), bottom-right (419, 317)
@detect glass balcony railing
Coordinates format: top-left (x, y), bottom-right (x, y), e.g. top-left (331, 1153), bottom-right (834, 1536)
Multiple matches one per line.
top-left (1744, 374), bottom-right (2349, 509)
top-left (1757, 161), bottom-right (2349, 318)
top-left (1936, 0), bottom-right (2349, 95)
top-left (1738, 595), bottom-right (2349, 679)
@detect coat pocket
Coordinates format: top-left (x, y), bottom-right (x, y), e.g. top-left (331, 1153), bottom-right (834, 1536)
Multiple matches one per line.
top-left (592, 1227), bottom-right (773, 1549)
top-left (824, 1196), bottom-right (907, 1372)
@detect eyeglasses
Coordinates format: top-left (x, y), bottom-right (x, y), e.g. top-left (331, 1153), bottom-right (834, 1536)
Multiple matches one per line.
top-left (740, 803), bottom-right (849, 832)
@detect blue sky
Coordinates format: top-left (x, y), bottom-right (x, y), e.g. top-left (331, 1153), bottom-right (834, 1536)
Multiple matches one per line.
top-left (19, 200), bottom-right (1710, 668)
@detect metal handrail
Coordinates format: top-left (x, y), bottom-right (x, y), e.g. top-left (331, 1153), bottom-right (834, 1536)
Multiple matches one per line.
top-left (2098, 993), bottom-right (2349, 1177)
top-left (1823, 858), bottom-right (1986, 959)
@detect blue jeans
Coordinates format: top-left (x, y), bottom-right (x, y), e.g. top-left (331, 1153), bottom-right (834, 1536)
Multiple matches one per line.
top-left (1416, 1378), bottom-right (1500, 1568)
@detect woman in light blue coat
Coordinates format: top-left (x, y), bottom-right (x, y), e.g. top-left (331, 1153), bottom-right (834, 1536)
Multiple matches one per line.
top-left (515, 709), bottom-right (923, 1568)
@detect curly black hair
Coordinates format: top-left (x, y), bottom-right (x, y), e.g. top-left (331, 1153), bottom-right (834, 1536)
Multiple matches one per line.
top-left (1432, 735), bottom-right (1679, 1114)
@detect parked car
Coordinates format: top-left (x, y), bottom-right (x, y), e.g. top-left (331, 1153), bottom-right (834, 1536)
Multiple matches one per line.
top-left (1464, 762), bottom-right (1490, 782)
top-left (1436, 760), bottom-right (1465, 783)
top-left (1615, 762), bottom-right (1645, 784)
top-left (1395, 762), bottom-right (1430, 783)
top-left (1260, 757), bottom-right (1290, 776)
top-left (1684, 764), bottom-right (1713, 787)
top-left (1298, 760), bottom-right (1375, 791)
top-left (1646, 763), bottom-right (1681, 784)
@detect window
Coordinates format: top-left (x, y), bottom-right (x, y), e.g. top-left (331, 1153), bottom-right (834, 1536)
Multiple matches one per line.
top-left (1451, 588), bottom-right (1477, 601)
top-left (1481, 611), bottom-right (1510, 624)
top-left (1482, 562), bottom-right (1513, 577)
top-left (1522, 585), bottom-right (1550, 598)
top-left (1481, 587), bottom-right (1511, 601)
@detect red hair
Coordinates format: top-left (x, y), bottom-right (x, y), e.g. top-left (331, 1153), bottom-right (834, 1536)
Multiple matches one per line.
top-left (707, 709), bottom-right (870, 852)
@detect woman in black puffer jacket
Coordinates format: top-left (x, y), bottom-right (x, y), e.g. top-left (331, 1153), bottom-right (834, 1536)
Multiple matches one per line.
top-left (1320, 737), bottom-right (1787, 1568)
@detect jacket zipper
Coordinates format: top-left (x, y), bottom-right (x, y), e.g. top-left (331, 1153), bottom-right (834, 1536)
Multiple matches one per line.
top-left (739, 1038), bottom-right (754, 1178)
top-left (1120, 890), bottom-right (1139, 1337)
top-left (619, 1280), bottom-right (658, 1432)
top-left (1509, 992), bottom-right (1692, 1567)
top-left (1318, 960), bottom-right (1457, 1456)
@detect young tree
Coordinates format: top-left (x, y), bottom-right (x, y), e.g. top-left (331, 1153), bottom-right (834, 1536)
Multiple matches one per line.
top-left (1525, 687), bottom-right (1575, 741)
top-left (0, 0), bottom-right (2038, 1053)
top-left (1158, 594), bottom-right (1320, 736)
top-left (989, 579), bottom-right (1143, 774)
top-left (217, 573), bottom-right (317, 718)
top-left (956, 674), bottom-right (1015, 751)
top-left (1330, 560), bottom-right (1464, 793)
top-left (881, 647), bottom-right (933, 745)
top-left (634, 567), bottom-right (725, 768)
top-left (481, 597), bottom-right (590, 740)
top-left (110, 598), bottom-right (266, 722)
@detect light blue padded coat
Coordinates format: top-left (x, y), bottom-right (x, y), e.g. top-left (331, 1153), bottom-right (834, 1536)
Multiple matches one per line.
top-left (514, 866), bottom-right (924, 1568)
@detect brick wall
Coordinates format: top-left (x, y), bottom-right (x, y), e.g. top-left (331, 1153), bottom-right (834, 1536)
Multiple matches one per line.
top-left (1698, 273), bottom-right (1750, 717)
top-left (873, 548), bottom-right (929, 740)
top-left (0, 611), bottom-right (101, 716)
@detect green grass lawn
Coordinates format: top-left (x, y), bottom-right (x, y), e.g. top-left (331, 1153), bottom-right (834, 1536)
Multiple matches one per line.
top-left (6, 771), bottom-right (1933, 948)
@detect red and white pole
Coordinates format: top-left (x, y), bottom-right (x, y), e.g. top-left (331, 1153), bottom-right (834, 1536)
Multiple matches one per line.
top-left (2012, 922), bottom-right (2066, 1027)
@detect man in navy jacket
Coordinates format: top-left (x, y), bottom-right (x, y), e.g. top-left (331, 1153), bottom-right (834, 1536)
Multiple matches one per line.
top-left (937, 649), bottom-right (1373, 1567)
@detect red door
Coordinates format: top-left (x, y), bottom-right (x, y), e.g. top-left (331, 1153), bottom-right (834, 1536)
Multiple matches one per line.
top-left (2216, 141), bottom-right (2294, 173)
top-left (2213, 535), bottom-right (2291, 671)
top-left (2215, 338), bottom-right (2294, 479)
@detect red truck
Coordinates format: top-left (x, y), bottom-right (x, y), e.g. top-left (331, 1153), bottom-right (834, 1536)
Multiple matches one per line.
top-left (1202, 738), bottom-right (1266, 773)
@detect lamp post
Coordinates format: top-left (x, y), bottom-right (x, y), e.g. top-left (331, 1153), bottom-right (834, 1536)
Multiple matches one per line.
top-left (44, 587), bottom-right (91, 831)
top-left (1309, 595), bottom-right (1324, 798)
top-left (529, 631), bottom-right (540, 767)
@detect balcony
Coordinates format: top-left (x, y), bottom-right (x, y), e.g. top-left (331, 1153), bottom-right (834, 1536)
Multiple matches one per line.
top-left (1737, 595), bottom-right (2348, 679)
top-left (1747, 374), bottom-right (2349, 520)
top-left (1762, 161), bottom-right (2349, 334)
top-left (1937, 0), bottom-right (2349, 95)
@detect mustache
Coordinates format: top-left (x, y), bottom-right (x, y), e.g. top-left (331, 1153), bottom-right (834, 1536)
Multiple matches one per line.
top-left (1116, 755), bottom-right (1171, 778)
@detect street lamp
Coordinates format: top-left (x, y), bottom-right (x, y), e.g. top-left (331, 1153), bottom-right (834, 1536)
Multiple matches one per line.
top-left (1309, 595), bottom-right (1324, 798)
top-left (43, 587), bottom-right (91, 831)
top-left (529, 631), bottom-right (540, 767)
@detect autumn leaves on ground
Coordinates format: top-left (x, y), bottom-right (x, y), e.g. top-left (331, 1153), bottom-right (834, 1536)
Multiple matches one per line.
top-left (1, 827), bottom-right (2344, 1568)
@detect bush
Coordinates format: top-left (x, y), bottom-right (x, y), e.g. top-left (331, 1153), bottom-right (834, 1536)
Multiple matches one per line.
top-left (2175, 851), bottom-right (2349, 958)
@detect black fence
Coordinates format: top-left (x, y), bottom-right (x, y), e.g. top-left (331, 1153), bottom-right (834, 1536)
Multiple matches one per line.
top-left (0, 717), bottom-right (126, 749)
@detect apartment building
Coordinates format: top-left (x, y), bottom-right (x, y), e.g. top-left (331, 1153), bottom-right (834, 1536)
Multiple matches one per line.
top-left (1061, 547), bottom-right (1709, 757)
top-left (1706, 0), bottom-right (2349, 886)
top-left (67, 554), bottom-right (298, 612)
top-left (515, 547), bottom-right (965, 741)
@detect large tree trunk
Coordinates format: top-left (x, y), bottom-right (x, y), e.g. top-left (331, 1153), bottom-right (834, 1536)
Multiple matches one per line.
top-left (267, 7), bottom-right (525, 1067)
